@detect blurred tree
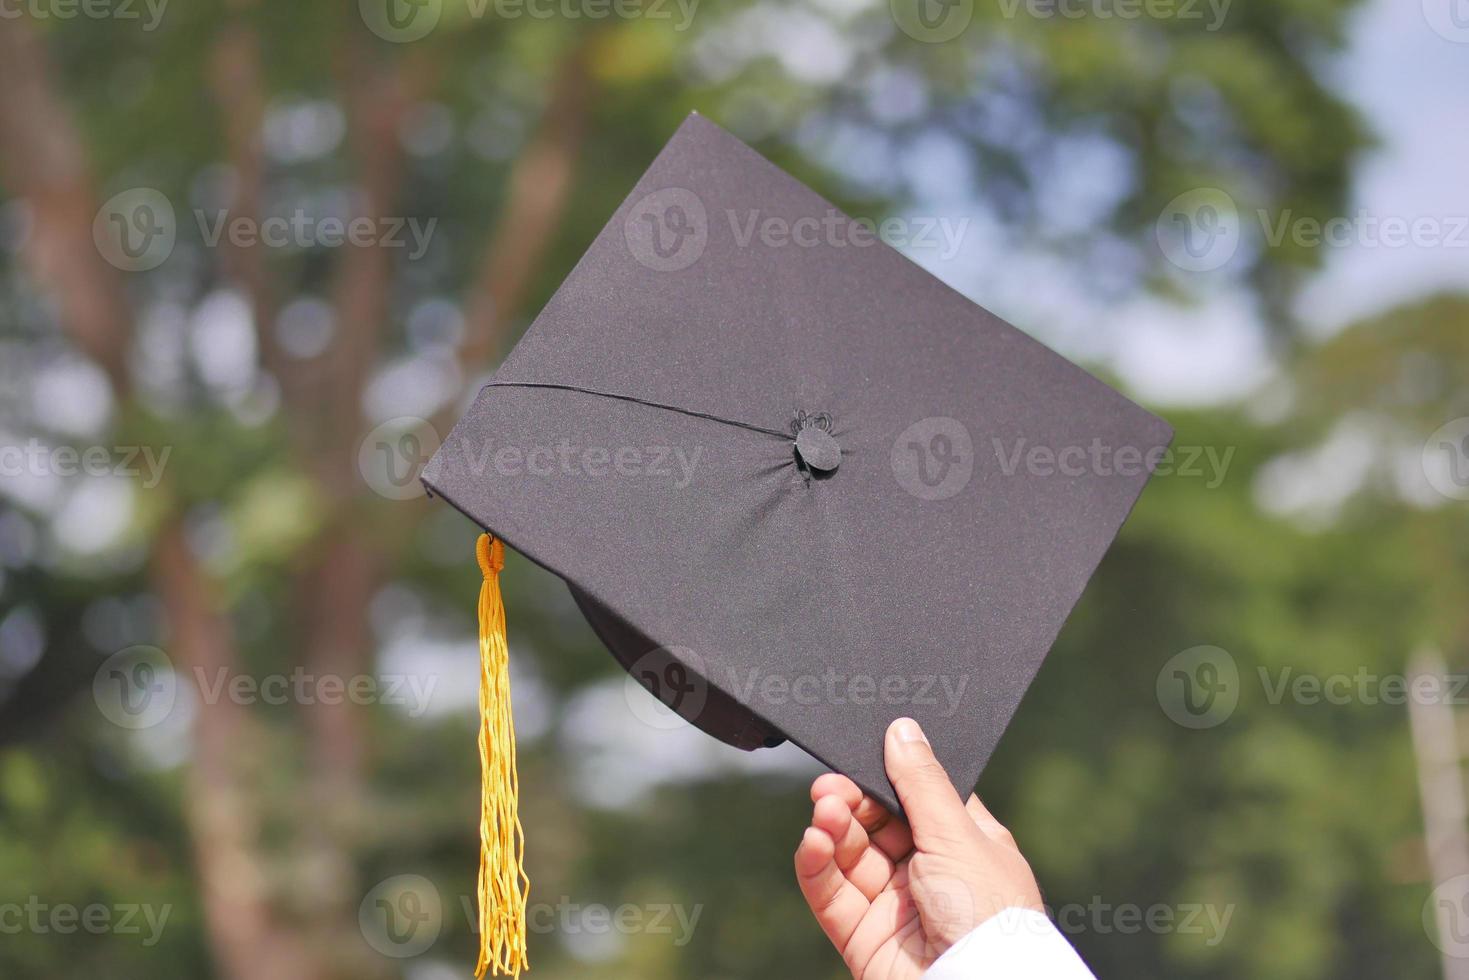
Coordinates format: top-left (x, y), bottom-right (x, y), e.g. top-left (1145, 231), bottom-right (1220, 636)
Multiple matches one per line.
top-left (996, 294), bottom-right (1469, 979)
top-left (0, 0), bottom-right (1386, 977)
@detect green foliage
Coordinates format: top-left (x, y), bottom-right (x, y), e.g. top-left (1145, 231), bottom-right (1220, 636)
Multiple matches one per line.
top-left (4, 1), bottom-right (1455, 978)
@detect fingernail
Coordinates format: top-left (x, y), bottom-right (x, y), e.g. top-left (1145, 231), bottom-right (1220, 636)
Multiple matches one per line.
top-left (891, 717), bottom-right (927, 744)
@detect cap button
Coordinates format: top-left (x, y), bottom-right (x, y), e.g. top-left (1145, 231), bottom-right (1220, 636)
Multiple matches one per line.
top-left (795, 423), bottom-right (841, 473)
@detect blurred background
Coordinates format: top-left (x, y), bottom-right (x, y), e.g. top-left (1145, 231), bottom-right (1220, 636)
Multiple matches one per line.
top-left (1, 0), bottom-right (1467, 977)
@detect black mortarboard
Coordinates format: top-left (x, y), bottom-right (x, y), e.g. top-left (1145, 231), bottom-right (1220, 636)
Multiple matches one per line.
top-left (424, 113), bottom-right (1170, 975)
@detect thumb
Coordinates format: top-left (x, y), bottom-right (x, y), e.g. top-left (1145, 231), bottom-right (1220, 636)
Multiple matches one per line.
top-left (884, 718), bottom-right (974, 846)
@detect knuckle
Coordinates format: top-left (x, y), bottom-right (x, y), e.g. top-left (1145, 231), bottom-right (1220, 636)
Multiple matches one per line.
top-left (914, 823), bottom-right (975, 854)
top-left (860, 806), bottom-right (892, 835)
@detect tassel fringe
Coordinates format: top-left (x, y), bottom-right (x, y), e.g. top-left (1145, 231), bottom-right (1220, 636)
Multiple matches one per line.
top-left (475, 534), bottom-right (529, 977)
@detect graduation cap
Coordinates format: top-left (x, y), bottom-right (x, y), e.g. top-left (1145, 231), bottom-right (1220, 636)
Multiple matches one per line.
top-left (422, 113), bottom-right (1172, 976)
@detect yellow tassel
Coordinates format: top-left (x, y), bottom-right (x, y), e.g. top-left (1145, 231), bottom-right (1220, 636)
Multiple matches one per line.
top-left (475, 534), bottom-right (530, 977)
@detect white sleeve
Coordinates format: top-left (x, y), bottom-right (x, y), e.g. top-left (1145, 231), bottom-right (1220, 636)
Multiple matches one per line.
top-left (923, 908), bottom-right (1096, 980)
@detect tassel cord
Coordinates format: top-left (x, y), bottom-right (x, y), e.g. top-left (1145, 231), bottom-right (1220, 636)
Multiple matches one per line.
top-left (475, 534), bottom-right (530, 978)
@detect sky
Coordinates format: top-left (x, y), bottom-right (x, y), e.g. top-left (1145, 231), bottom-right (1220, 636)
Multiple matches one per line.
top-left (1115, 0), bottom-right (1469, 405)
top-left (1298, 0), bottom-right (1469, 334)
top-left (890, 0), bottom-right (1469, 408)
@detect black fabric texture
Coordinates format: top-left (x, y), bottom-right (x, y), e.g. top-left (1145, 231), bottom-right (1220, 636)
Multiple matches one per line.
top-left (421, 113), bottom-right (1173, 815)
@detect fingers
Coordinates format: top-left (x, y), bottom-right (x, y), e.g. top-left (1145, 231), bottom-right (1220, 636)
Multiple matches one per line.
top-left (811, 772), bottom-right (1011, 847)
top-left (838, 882), bottom-right (920, 977)
top-left (811, 773), bottom-right (862, 807)
top-left (854, 793), bottom-right (915, 861)
top-left (794, 827), bottom-right (870, 953)
top-left (812, 795), bottom-right (896, 900)
top-left (884, 718), bottom-right (977, 848)
top-left (810, 774), bottom-right (913, 861)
